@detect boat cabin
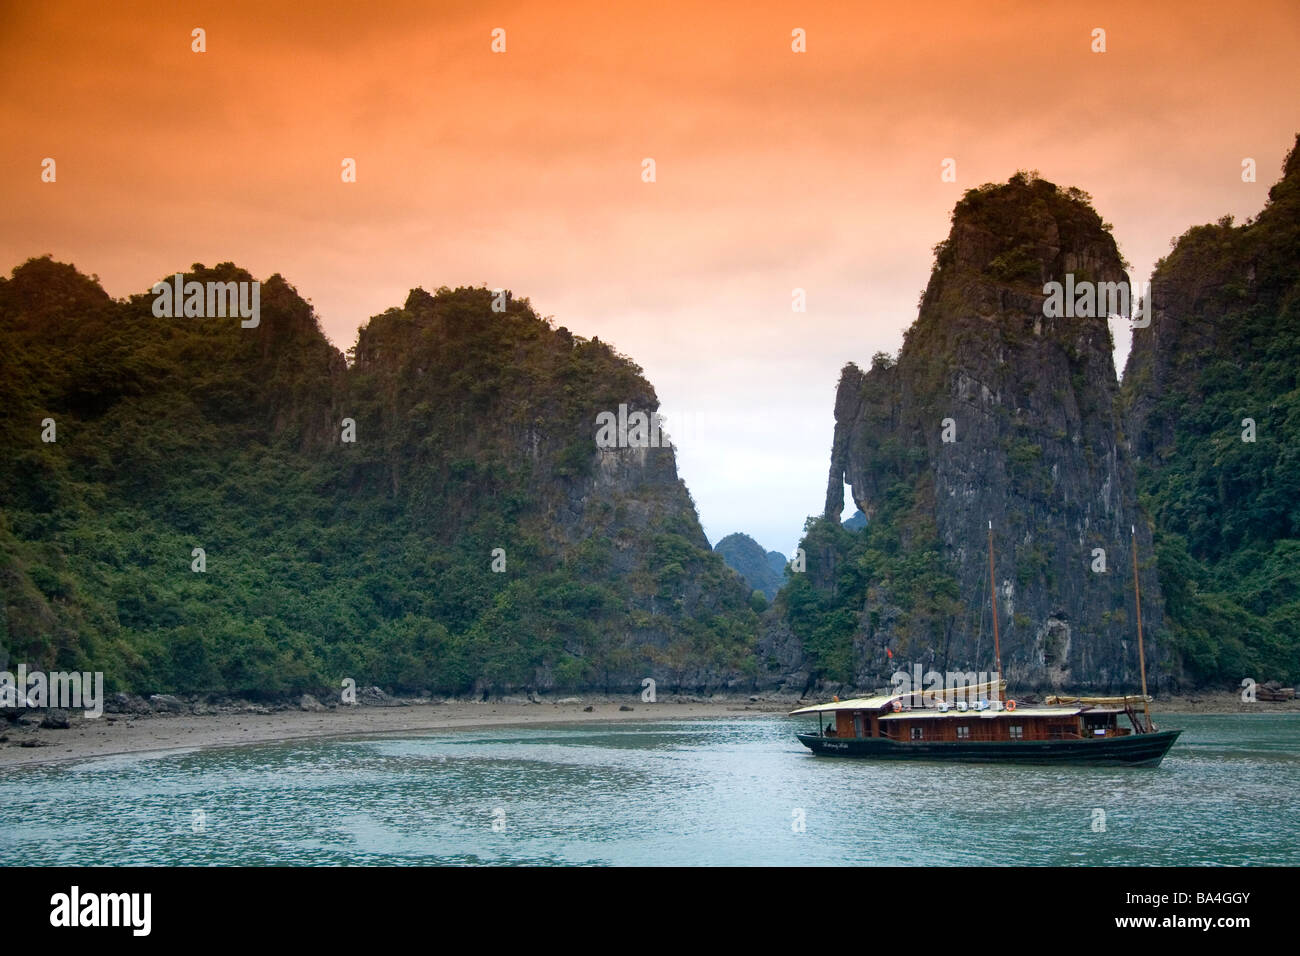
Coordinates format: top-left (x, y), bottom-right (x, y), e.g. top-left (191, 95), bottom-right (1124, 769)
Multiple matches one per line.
top-left (794, 689), bottom-right (1148, 744)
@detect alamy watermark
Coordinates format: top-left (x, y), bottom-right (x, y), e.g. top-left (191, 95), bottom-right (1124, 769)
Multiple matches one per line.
top-left (151, 274), bottom-right (260, 328)
top-left (595, 403), bottom-right (667, 449)
top-left (890, 665), bottom-right (1002, 706)
top-left (50, 886), bottom-right (150, 936)
top-left (0, 665), bottom-right (104, 718)
top-left (1043, 275), bottom-right (1150, 328)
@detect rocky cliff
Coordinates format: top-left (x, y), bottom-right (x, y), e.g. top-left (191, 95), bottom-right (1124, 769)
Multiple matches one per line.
top-left (0, 260), bottom-right (758, 696)
top-left (783, 173), bottom-right (1168, 693)
top-left (1121, 136), bottom-right (1300, 685)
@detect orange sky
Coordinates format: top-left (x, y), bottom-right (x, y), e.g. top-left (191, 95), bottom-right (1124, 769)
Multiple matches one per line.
top-left (3, 0), bottom-right (1298, 552)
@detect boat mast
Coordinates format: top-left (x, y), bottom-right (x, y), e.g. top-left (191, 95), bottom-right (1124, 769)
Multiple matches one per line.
top-left (987, 521), bottom-right (1003, 702)
top-left (1131, 524), bottom-right (1152, 732)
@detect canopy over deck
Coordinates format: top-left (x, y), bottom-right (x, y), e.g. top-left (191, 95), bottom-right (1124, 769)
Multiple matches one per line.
top-left (789, 694), bottom-right (900, 716)
top-left (788, 679), bottom-right (1006, 716)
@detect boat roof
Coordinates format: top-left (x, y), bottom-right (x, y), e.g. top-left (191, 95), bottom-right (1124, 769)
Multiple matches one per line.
top-left (789, 700), bottom-right (1127, 718)
top-left (791, 688), bottom-right (1145, 717)
top-left (789, 694), bottom-right (902, 715)
top-left (879, 707), bottom-right (1083, 720)
top-left (788, 679), bottom-right (1006, 716)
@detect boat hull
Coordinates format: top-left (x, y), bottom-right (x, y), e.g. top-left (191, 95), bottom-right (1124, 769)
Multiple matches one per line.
top-left (795, 729), bottom-right (1181, 766)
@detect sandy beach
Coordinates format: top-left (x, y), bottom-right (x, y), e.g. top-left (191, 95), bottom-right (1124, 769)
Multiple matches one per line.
top-left (2, 690), bottom-right (1293, 770)
top-left (0, 697), bottom-right (791, 769)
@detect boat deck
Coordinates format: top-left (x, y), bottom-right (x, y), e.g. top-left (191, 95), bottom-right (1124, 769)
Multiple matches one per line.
top-left (796, 729), bottom-right (1182, 766)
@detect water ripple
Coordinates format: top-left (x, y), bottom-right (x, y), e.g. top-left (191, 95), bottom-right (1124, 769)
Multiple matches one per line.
top-left (1, 714), bottom-right (1296, 865)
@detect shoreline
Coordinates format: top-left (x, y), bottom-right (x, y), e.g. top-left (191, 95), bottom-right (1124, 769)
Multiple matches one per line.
top-left (2, 691), bottom-right (1294, 771)
top-left (0, 697), bottom-right (789, 770)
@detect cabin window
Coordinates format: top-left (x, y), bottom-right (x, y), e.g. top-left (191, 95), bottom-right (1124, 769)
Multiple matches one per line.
top-left (1009, 725), bottom-right (1024, 740)
top-left (956, 726), bottom-right (970, 739)
top-left (910, 726), bottom-right (923, 740)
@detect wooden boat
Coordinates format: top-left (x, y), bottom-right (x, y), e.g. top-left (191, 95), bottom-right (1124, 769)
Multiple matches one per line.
top-left (791, 523), bottom-right (1181, 767)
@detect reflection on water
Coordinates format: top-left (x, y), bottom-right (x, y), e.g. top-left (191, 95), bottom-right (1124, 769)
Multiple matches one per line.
top-left (1, 714), bottom-right (1297, 865)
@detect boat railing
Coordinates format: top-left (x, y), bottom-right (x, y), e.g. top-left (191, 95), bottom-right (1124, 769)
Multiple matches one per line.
top-left (876, 726), bottom-right (1095, 742)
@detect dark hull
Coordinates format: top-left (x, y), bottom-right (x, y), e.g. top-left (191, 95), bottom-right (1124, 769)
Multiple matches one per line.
top-left (796, 729), bottom-right (1181, 766)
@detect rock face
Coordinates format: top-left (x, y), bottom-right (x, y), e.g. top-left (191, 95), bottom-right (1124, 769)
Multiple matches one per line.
top-left (813, 173), bottom-right (1166, 692)
top-left (1121, 136), bottom-right (1300, 686)
top-left (39, 708), bottom-right (70, 729)
top-left (149, 694), bottom-right (187, 714)
top-left (106, 693), bottom-right (151, 715)
top-left (714, 533), bottom-right (786, 599)
top-left (341, 288), bottom-right (760, 693)
top-left (0, 263), bottom-right (758, 698)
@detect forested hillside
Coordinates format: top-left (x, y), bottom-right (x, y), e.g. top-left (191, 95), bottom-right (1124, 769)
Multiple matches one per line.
top-left (0, 259), bottom-right (758, 697)
top-left (714, 532), bottom-right (786, 601)
top-left (1122, 137), bottom-right (1300, 686)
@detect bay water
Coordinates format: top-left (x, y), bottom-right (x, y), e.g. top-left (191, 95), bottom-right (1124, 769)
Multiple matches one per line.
top-left (2, 713), bottom-right (1296, 866)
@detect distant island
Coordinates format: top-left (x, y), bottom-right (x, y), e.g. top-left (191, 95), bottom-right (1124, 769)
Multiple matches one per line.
top-left (714, 533), bottom-right (787, 601)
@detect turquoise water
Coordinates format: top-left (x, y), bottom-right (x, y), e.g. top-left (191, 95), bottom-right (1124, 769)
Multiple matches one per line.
top-left (2, 713), bottom-right (1297, 865)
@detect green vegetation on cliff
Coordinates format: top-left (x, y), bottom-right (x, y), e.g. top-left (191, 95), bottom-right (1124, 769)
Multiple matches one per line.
top-left (782, 476), bottom-right (961, 685)
top-left (0, 258), bottom-right (758, 697)
top-left (785, 144), bottom-right (1300, 692)
top-left (713, 532), bottom-right (786, 601)
top-left (787, 172), bottom-right (1163, 692)
top-left (1123, 137), bottom-right (1300, 685)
